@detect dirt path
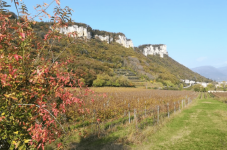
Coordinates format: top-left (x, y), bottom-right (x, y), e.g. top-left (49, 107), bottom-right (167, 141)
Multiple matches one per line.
top-left (135, 97), bottom-right (227, 150)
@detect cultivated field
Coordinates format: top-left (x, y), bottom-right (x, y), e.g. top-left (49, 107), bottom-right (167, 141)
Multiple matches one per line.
top-left (210, 92), bottom-right (227, 102)
top-left (211, 92), bottom-right (227, 98)
top-left (67, 87), bottom-right (197, 125)
top-left (47, 88), bottom-right (198, 149)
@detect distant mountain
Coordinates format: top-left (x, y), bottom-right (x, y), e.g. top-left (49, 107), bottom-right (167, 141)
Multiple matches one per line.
top-left (218, 66), bottom-right (227, 76)
top-left (191, 66), bottom-right (227, 81)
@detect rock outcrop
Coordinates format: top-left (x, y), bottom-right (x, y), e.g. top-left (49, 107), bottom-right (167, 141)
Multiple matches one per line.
top-left (115, 35), bottom-right (134, 48)
top-left (141, 44), bottom-right (168, 58)
top-left (56, 24), bottom-right (134, 48)
top-left (57, 25), bottom-right (91, 39)
top-left (56, 24), bottom-right (167, 57)
top-left (94, 35), bottom-right (113, 44)
top-left (94, 34), bottom-right (133, 48)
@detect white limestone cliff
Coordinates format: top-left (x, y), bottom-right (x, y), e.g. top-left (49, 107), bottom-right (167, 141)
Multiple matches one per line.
top-left (94, 35), bottom-right (113, 44)
top-left (57, 25), bottom-right (91, 39)
top-left (57, 26), bottom-right (134, 48)
top-left (54, 25), bottom-right (170, 59)
top-left (126, 40), bottom-right (134, 48)
top-left (115, 35), bottom-right (134, 48)
top-left (143, 44), bottom-right (168, 58)
top-left (95, 34), bottom-right (133, 48)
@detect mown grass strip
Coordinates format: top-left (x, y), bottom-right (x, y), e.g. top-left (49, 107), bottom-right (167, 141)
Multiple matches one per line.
top-left (137, 97), bottom-right (227, 150)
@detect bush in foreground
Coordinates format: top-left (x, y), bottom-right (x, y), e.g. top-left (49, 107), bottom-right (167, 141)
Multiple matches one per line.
top-left (0, 1), bottom-right (93, 149)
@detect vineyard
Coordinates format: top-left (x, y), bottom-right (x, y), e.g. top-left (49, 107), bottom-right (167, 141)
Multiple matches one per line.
top-left (48, 88), bottom-right (198, 149)
top-left (210, 92), bottom-right (227, 98)
top-left (209, 92), bottom-right (227, 102)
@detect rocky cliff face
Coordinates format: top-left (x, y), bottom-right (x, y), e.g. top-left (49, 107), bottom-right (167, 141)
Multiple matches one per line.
top-left (142, 44), bottom-right (168, 58)
top-left (57, 25), bottom-right (92, 39)
top-left (56, 24), bottom-right (167, 57)
top-left (115, 35), bottom-right (134, 48)
top-left (57, 25), bottom-right (134, 48)
top-left (94, 34), bottom-right (133, 48)
top-left (94, 35), bottom-right (113, 44)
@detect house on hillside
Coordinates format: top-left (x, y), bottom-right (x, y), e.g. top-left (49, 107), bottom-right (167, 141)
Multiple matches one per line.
top-left (196, 82), bottom-right (208, 87)
top-left (182, 79), bottom-right (196, 86)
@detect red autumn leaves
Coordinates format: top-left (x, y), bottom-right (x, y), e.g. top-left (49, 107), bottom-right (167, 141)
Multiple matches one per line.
top-left (0, 0), bottom-right (95, 149)
top-left (14, 54), bottom-right (22, 61)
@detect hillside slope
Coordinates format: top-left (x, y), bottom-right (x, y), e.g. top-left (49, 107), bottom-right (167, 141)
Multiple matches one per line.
top-left (56, 38), bottom-right (211, 86)
top-left (146, 55), bottom-right (212, 82)
top-left (31, 21), bottom-right (211, 86)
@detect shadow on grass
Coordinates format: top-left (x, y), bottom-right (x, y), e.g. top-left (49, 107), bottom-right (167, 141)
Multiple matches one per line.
top-left (68, 133), bottom-right (130, 150)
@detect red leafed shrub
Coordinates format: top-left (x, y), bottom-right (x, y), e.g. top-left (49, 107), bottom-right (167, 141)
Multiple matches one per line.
top-left (0, 0), bottom-right (93, 149)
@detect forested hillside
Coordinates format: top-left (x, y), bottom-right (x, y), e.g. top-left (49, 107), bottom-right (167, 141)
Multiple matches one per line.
top-left (146, 55), bottom-right (212, 82)
top-left (17, 19), bottom-right (212, 86)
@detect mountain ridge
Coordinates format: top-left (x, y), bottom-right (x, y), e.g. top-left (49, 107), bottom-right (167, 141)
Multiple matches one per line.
top-left (191, 66), bottom-right (227, 81)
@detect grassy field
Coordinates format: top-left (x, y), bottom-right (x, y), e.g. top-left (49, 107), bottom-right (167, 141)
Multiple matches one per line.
top-left (135, 95), bottom-right (227, 150)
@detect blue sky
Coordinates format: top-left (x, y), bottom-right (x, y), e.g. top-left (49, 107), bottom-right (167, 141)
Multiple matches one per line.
top-left (7, 0), bottom-right (227, 68)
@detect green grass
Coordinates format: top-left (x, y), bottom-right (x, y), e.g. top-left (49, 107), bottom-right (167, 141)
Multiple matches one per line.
top-left (136, 96), bottom-right (227, 150)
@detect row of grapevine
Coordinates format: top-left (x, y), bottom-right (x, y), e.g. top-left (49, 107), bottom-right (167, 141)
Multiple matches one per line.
top-left (64, 89), bottom-right (198, 137)
top-left (210, 92), bottom-right (227, 103)
top-left (211, 92), bottom-right (227, 98)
